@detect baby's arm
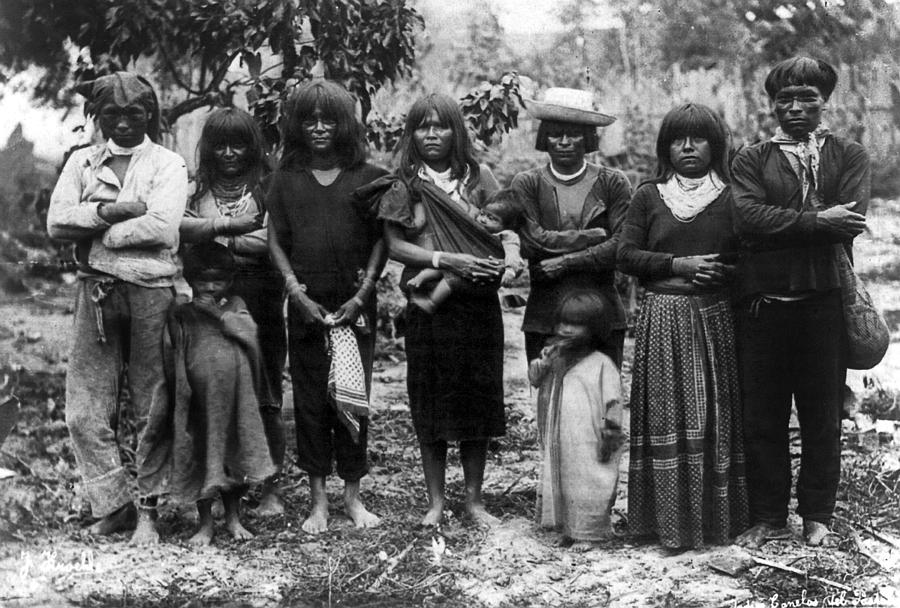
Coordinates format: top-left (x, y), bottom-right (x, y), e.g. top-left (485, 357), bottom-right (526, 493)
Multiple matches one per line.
top-left (498, 230), bottom-right (525, 287)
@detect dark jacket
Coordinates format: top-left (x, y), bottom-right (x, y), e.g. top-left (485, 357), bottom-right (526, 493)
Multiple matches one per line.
top-left (731, 134), bottom-right (870, 299)
top-left (511, 163), bottom-right (632, 333)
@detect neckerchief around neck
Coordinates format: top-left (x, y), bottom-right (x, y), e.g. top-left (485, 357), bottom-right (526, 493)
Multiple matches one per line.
top-left (656, 171), bottom-right (726, 222)
top-left (106, 135), bottom-right (151, 156)
top-left (418, 164), bottom-right (469, 204)
top-left (771, 124), bottom-right (830, 202)
top-left (549, 160), bottom-right (587, 183)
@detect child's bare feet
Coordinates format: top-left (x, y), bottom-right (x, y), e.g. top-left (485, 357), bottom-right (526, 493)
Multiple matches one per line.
top-left (344, 482), bottom-right (380, 529)
top-left (253, 490), bottom-right (285, 517)
top-left (803, 520), bottom-right (839, 547)
top-left (189, 521), bottom-right (215, 546)
top-left (465, 501), bottom-right (499, 527)
top-left (88, 503), bottom-right (136, 535)
top-left (302, 476), bottom-right (329, 534)
top-left (734, 523), bottom-right (791, 549)
top-left (409, 291), bottom-right (437, 314)
top-left (225, 518), bottom-right (254, 540)
top-left (129, 509), bottom-right (159, 545)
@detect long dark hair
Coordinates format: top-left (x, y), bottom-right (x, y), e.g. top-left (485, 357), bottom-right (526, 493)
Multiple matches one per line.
top-left (193, 107), bottom-right (268, 203)
top-left (654, 103), bottom-right (732, 182)
top-left (280, 80), bottom-right (368, 170)
top-left (396, 93), bottom-right (480, 184)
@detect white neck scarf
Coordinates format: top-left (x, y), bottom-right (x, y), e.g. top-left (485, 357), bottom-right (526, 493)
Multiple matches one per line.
top-left (657, 171), bottom-right (726, 222)
top-left (771, 124), bottom-right (830, 203)
top-left (107, 135), bottom-right (151, 156)
top-left (419, 164), bottom-right (467, 204)
top-left (549, 160), bottom-right (587, 183)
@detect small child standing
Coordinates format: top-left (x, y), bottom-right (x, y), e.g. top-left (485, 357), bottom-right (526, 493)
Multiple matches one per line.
top-left (528, 290), bottom-right (625, 545)
top-left (163, 242), bottom-right (276, 545)
top-left (407, 189), bottom-right (526, 313)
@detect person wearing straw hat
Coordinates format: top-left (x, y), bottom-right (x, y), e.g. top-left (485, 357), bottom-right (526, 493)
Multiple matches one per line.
top-left (512, 88), bottom-right (632, 368)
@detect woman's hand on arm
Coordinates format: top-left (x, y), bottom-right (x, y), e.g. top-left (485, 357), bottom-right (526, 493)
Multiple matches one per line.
top-left (268, 217), bottom-right (328, 326)
top-left (671, 254), bottom-right (735, 287)
top-left (384, 223), bottom-right (502, 283)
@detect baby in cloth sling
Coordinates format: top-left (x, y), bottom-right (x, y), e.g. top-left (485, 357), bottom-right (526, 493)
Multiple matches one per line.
top-left (407, 188), bottom-right (526, 313)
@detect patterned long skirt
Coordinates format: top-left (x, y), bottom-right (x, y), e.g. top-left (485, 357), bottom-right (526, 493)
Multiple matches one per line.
top-left (627, 292), bottom-right (748, 548)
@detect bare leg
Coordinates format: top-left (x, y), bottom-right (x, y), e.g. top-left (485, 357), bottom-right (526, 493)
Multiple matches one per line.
top-left (460, 439), bottom-right (498, 527)
top-left (129, 499), bottom-right (160, 545)
top-left (420, 441), bottom-right (447, 526)
top-left (223, 489), bottom-right (254, 540)
top-left (344, 480), bottom-right (380, 529)
top-left (254, 406), bottom-right (286, 516)
top-left (88, 502), bottom-right (136, 535)
top-left (410, 277), bottom-right (453, 314)
top-left (734, 522), bottom-right (792, 548)
top-left (302, 475), bottom-right (329, 534)
top-left (189, 498), bottom-right (215, 546)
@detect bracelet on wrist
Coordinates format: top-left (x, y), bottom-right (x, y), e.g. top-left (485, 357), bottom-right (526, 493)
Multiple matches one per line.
top-left (432, 251), bottom-right (442, 269)
top-left (352, 295), bottom-right (365, 308)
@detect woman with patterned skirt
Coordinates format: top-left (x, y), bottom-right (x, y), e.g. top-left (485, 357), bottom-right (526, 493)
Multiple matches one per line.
top-left (617, 103), bottom-right (748, 549)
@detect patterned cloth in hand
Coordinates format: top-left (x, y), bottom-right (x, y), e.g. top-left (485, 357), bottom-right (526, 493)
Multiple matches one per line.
top-left (327, 326), bottom-right (370, 443)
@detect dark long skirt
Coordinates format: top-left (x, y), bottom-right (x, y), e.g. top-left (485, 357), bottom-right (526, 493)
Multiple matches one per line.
top-left (405, 293), bottom-right (505, 443)
top-left (627, 292), bottom-right (748, 548)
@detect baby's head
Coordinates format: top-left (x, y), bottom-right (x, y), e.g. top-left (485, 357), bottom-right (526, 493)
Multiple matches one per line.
top-left (182, 242), bottom-right (236, 300)
top-left (477, 188), bottom-right (524, 234)
top-left (554, 290), bottom-right (611, 351)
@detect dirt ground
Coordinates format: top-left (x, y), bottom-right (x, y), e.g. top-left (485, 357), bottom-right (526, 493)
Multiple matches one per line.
top-left (2, 201), bottom-right (900, 607)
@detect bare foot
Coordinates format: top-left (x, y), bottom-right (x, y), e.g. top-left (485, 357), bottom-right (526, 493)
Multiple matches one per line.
top-left (189, 521), bottom-right (215, 546)
top-left (225, 518), bottom-right (255, 541)
top-left (346, 499), bottom-right (380, 529)
top-left (253, 491), bottom-right (286, 517)
top-left (88, 503), bottom-right (136, 535)
top-left (569, 541), bottom-right (598, 553)
top-left (465, 502), bottom-right (499, 527)
top-left (803, 520), bottom-right (839, 547)
top-left (734, 523), bottom-right (791, 549)
top-left (129, 510), bottom-right (159, 545)
top-left (409, 292), bottom-right (437, 314)
top-left (421, 504), bottom-right (444, 527)
top-left (302, 504), bottom-right (329, 534)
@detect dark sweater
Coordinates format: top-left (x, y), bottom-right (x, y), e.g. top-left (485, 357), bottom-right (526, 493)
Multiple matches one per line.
top-left (265, 163), bottom-right (388, 309)
top-left (730, 134), bottom-right (870, 299)
top-left (511, 163), bottom-right (632, 333)
top-left (617, 183), bottom-right (738, 294)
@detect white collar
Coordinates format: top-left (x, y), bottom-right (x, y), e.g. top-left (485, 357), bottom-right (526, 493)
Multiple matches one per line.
top-left (106, 135), bottom-right (151, 156)
top-left (548, 161), bottom-right (587, 183)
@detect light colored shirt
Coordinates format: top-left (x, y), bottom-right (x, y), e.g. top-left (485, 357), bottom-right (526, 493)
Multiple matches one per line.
top-left (48, 142), bottom-right (188, 287)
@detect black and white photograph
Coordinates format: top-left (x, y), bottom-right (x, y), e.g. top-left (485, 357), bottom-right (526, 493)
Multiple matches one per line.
top-left (0, 0), bottom-right (898, 606)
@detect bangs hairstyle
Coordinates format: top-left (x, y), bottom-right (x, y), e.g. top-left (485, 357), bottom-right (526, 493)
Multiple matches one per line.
top-left (556, 290), bottom-right (611, 348)
top-left (193, 107), bottom-right (268, 203)
top-left (397, 93), bottom-right (480, 183)
top-left (280, 80), bottom-right (368, 170)
top-left (182, 242), bottom-right (236, 284)
top-left (483, 188), bottom-right (525, 231)
top-left (534, 120), bottom-right (599, 153)
top-left (655, 103), bottom-right (732, 182)
top-left (764, 57), bottom-right (838, 101)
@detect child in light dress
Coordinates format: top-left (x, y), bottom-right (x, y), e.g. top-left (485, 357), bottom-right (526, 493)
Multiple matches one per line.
top-left (528, 290), bottom-right (625, 546)
top-left (162, 242), bottom-right (276, 545)
top-left (407, 188), bottom-right (526, 313)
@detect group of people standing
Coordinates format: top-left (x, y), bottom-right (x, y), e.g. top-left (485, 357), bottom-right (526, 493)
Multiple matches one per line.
top-left (47, 54), bottom-right (869, 553)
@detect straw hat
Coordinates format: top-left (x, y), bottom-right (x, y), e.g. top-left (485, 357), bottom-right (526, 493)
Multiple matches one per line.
top-left (524, 88), bottom-right (616, 126)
